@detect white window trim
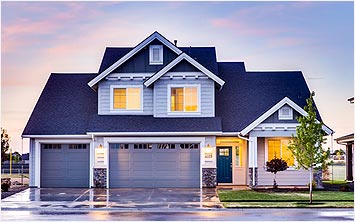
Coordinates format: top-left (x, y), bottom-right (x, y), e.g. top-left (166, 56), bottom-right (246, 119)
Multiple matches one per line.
top-left (149, 45), bottom-right (163, 65)
top-left (278, 106), bottom-right (293, 120)
top-left (110, 85), bottom-right (143, 113)
top-left (167, 84), bottom-right (201, 115)
top-left (264, 138), bottom-right (297, 170)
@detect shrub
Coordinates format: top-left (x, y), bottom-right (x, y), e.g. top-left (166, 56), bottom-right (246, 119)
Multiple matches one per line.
top-left (266, 157), bottom-right (288, 188)
top-left (1, 179), bottom-right (11, 192)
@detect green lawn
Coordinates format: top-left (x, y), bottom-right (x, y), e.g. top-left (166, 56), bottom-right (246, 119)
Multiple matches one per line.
top-left (218, 190), bottom-right (354, 208)
top-left (323, 180), bottom-right (348, 185)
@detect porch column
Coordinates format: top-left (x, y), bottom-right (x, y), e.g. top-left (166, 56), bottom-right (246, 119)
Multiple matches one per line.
top-left (346, 143), bottom-right (353, 181)
top-left (248, 136), bottom-right (258, 187)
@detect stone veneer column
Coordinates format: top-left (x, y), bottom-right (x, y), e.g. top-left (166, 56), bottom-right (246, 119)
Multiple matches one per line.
top-left (248, 167), bottom-right (258, 187)
top-left (202, 168), bottom-right (217, 188)
top-left (93, 168), bottom-right (107, 188)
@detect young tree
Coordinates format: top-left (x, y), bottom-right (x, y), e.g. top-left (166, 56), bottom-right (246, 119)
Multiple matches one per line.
top-left (288, 92), bottom-right (330, 204)
top-left (266, 157), bottom-right (288, 188)
top-left (1, 128), bottom-right (10, 162)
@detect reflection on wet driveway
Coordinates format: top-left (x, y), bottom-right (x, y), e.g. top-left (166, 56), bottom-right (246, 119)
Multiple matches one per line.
top-left (1, 188), bottom-right (222, 210)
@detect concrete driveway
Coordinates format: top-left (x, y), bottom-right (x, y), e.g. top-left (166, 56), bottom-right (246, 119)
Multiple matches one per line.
top-left (1, 188), bottom-right (222, 210)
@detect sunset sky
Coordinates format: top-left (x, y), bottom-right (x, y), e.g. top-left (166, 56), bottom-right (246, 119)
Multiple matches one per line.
top-left (1, 1), bottom-right (354, 153)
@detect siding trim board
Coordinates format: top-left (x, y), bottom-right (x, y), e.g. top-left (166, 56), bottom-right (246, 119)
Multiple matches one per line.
top-left (144, 53), bottom-right (225, 88)
top-left (240, 97), bottom-right (333, 136)
top-left (88, 31), bottom-right (182, 88)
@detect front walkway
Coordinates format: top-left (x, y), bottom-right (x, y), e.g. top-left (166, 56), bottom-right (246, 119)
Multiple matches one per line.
top-left (1, 187), bottom-right (222, 210)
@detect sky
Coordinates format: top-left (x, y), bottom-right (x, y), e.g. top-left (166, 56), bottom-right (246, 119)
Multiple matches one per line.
top-left (1, 1), bottom-right (354, 154)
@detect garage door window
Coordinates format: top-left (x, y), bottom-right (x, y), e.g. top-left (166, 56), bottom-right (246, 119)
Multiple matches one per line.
top-left (134, 144), bottom-right (152, 149)
top-left (180, 144), bottom-right (199, 149)
top-left (157, 144), bottom-right (176, 149)
top-left (109, 143), bottom-right (129, 149)
top-left (69, 144), bottom-right (87, 149)
top-left (43, 144), bottom-right (61, 149)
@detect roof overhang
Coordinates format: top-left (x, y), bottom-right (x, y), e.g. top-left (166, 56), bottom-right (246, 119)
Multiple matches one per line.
top-left (240, 97), bottom-right (334, 136)
top-left (144, 53), bottom-right (225, 88)
top-left (88, 31), bottom-right (182, 88)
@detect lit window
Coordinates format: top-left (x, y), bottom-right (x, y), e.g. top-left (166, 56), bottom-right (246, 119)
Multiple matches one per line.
top-left (111, 86), bottom-right (142, 110)
top-left (267, 139), bottom-right (294, 166)
top-left (278, 106), bottom-right (293, 120)
top-left (149, 45), bottom-right (163, 65)
top-left (170, 86), bottom-right (199, 112)
top-left (235, 146), bottom-right (241, 166)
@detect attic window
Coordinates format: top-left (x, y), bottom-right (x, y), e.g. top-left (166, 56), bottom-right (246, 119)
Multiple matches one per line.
top-left (149, 45), bottom-right (163, 65)
top-left (278, 106), bottom-right (293, 120)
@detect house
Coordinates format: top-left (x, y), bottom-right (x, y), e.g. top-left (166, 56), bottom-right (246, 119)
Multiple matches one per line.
top-left (335, 97), bottom-right (354, 181)
top-left (22, 31), bottom-right (333, 188)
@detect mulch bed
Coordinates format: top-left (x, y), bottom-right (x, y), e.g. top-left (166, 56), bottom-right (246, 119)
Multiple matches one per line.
top-left (1, 185), bottom-right (29, 199)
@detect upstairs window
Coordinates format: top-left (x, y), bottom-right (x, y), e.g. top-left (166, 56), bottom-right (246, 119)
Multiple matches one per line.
top-left (110, 85), bottom-right (142, 111)
top-left (169, 85), bottom-right (200, 113)
top-left (149, 45), bottom-right (163, 65)
top-left (278, 106), bottom-right (293, 120)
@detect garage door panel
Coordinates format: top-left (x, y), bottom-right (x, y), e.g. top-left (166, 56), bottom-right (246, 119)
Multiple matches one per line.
top-left (109, 143), bottom-right (200, 188)
top-left (41, 144), bottom-right (89, 188)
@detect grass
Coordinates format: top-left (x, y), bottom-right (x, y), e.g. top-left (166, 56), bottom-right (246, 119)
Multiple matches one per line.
top-left (218, 190), bottom-right (354, 208)
top-left (323, 180), bottom-right (348, 185)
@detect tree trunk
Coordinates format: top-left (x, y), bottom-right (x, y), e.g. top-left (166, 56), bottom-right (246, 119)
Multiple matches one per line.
top-left (309, 166), bottom-right (313, 204)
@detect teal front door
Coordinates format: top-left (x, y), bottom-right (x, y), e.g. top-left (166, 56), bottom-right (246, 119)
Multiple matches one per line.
top-left (217, 147), bottom-right (232, 183)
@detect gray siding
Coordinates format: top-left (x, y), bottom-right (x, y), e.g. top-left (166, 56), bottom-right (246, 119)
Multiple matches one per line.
top-left (154, 73), bottom-right (215, 117)
top-left (98, 79), bottom-right (153, 115)
top-left (257, 137), bottom-right (309, 186)
top-left (29, 138), bottom-right (35, 187)
top-left (263, 105), bottom-right (300, 123)
top-left (113, 39), bottom-right (178, 73)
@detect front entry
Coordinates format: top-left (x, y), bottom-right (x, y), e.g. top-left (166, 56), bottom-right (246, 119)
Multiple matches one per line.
top-left (217, 147), bottom-right (232, 183)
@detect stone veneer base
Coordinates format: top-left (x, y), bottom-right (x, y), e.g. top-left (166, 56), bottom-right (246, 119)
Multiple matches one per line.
top-left (202, 168), bottom-right (217, 188)
top-left (93, 168), bottom-right (107, 188)
top-left (248, 167), bottom-right (258, 187)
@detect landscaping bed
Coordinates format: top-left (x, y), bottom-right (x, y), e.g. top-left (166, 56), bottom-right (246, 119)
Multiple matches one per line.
top-left (217, 189), bottom-right (354, 208)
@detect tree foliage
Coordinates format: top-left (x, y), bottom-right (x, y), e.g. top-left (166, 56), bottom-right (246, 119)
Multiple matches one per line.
top-left (288, 92), bottom-right (330, 203)
top-left (1, 128), bottom-right (10, 162)
top-left (266, 157), bottom-right (288, 188)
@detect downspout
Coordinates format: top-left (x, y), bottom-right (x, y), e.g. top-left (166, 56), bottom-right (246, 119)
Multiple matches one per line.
top-left (238, 134), bottom-right (255, 186)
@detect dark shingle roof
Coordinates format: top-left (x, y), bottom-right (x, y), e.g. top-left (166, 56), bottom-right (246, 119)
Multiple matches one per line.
top-left (22, 74), bottom-right (222, 135)
top-left (98, 47), bottom-right (218, 74)
top-left (215, 62), bottom-right (322, 132)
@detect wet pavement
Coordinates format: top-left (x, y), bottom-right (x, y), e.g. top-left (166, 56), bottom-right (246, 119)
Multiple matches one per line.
top-left (1, 187), bottom-right (222, 210)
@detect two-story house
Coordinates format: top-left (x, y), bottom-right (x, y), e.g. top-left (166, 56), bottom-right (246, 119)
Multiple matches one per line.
top-left (22, 31), bottom-right (333, 188)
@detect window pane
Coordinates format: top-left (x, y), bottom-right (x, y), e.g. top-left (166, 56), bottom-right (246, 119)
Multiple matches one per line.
top-left (127, 88), bottom-right (141, 109)
top-left (185, 87), bottom-right (198, 111)
top-left (235, 146), bottom-right (240, 166)
top-left (281, 140), bottom-right (294, 166)
top-left (113, 88), bottom-right (126, 109)
top-left (171, 88), bottom-right (184, 111)
top-left (268, 140), bottom-right (281, 160)
top-left (152, 48), bottom-right (160, 61)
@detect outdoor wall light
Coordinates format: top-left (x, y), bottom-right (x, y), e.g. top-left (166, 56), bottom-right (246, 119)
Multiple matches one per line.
top-left (204, 144), bottom-right (213, 154)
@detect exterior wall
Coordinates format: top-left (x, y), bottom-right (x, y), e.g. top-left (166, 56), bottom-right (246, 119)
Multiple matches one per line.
top-left (154, 74), bottom-right (215, 117)
top-left (98, 79), bottom-right (153, 115)
top-left (262, 105), bottom-right (300, 123)
top-left (112, 39), bottom-right (178, 73)
top-left (257, 137), bottom-right (309, 186)
top-left (29, 138), bottom-right (36, 187)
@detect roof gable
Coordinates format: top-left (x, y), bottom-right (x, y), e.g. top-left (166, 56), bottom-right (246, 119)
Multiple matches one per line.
top-left (144, 53), bottom-right (225, 87)
top-left (88, 31), bottom-right (182, 88)
top-left (240, 97), bottom-right (333, 136)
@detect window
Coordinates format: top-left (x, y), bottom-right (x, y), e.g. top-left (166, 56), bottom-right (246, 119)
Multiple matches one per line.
top-left (267, 139), bottom-right (294, 166)
top-left (157, 144), bottom-right (175, 149)
top-left (149, 45), bottom-right (163, 65)
top-left (278, 106), bottom-right (293, 120)
top-left (69, 144), bottom-right (87, 149)
top-left (169, 85), bottom-right (199, 112)
top-left (43, 144), bottom-right (61, 149)
top-left (109, 143), bottom-right (129, 149)
top-left (219, 148), bottom-right (229, 156)
top-left (134, 144), bottom-right (152, 149)
top-left (111, 86), bottom-right (142, 111)
top-left (235, 146), bottom-right (241, 166)
top-left (180, 144), bottom-right (199, 149)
